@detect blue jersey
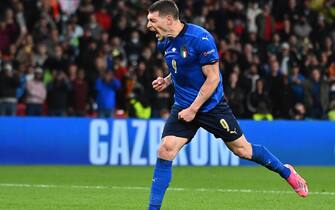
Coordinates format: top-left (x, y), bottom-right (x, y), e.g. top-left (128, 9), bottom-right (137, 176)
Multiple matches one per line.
top-left (157, 23), bottom-right (223, 112)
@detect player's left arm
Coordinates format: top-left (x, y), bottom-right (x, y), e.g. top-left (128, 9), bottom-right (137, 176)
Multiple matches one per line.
top-left (178, 33), bottom-right (220, 122)
top-left (178, 62), bottom-right (220, 122)
top-left (191, 62), bottom-right (220, 111)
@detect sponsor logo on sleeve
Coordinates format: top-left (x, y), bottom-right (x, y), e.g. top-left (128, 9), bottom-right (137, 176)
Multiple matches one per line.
top-left (203, 49), bottom-right (215, 56)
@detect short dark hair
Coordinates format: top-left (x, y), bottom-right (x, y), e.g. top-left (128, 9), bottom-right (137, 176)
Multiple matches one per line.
top-left (148, 0), bottom-right (179, 20)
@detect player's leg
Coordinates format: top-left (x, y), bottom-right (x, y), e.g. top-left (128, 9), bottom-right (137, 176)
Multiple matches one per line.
top-left (148, 104), bottom-right (199, 210)
top-left (225, 135), bottom-right (292, 177)
top-left (196, 99), bottom-right (308, 197)
top-left (225, 135), bottom-right (308, 197)
top-left (225, 135), bottom-right (290, 178)
top-left (148, 136), bottom-right (188, 210)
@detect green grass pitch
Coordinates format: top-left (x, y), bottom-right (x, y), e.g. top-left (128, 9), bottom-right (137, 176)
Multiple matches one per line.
top-left (0, 166), bottom-right (334, 210)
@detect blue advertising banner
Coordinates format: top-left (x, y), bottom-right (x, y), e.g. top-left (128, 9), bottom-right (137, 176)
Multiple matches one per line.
top-left (0, 117), bottom-right (334, 165)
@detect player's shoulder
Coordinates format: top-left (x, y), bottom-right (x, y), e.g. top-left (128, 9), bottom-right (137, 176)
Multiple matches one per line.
top-left (184, 23), bottom-right (213, 40)
top-left (157, 37), bottom-right (170, 53)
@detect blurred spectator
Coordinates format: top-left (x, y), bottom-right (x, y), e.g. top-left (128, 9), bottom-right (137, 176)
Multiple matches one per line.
top-left (321, 36), bottom-right (334, 59)
top-left (256, 4), bottom-right (275, 42)
top-left (95, 71), bottom-right (121, 118)
top-left (225, 72), bottom-right (245, 118)
top-left (33, 43), bottom-right (48, 67)
top-left (329, 63), bottom-right (335, 102)
top-left (290, 103), bottom-right (307, 120)
top-left (85, 13), bottom-right (103, 41)
top-left (0, 9), bottom-right (19, 53)
top-left (32, 16), bottom-right (55, 44)
top-left (303, 69), bottom-right (329, 119)
top-left (0, 64), bottom-right (20, 116)
top-left (44, 46), bottom-right (69, 72)
top-left (0, 0), bottom-right (334, 120)
top-left (25, 67), bottom-right (46, 116)
top-left (328, 100), bottom-right (335, 120)
top-left (95, 6), bottom-right (112, 32)
top-left (71, 69), bottom-right (88, 116)
top-left (129, 87), bottom-right (152, 119)
top-left (14, 1), bottom-right (28, 34)
top-left (113, 55), bottom-right (128, 110)
top-left (266, 33), bottom-right (282, 56)
top-left (16, 63), bottom-right (28, 101)
top-left (44, 29), bottom-right (60, 57)
top-left (293, 16), bottom-right (312, 39)
top-left (247, 79), bottom-right (273, 120)
top-left (47, 71), bottom-right (72, 116)
top-left (240, 43), bottom-right (254, 72)
top-left (244, 64), bottom-right (260, 93)
top-left (278, 42), bottom-right (298, 75)
top-left (125, 30), bottom-right (142, 64)
top-left (151, 66), bottom-right (172, 118)
top-left (284, 0), bottom-right (300, 23)
top-left (265, 58), bottom-right (285, 118)
top-left (289, 63), bottom-right (305, 103)
top-left (280, 75), bottom-right (295, 118)
top-left (78, 0), bottom-right (94, 25)
top-left (280, 18), bottom-right (292, 42)
top-left (303, 51), bottom-right (319, 76)
top-left (246, 2), bottom-right (262, 33)
top-left (68, 63), bottom-right (78, 81)
top-left (59, 0), bottom-right (80, 16)
top-left (16, 34), bottom-right (34, 65)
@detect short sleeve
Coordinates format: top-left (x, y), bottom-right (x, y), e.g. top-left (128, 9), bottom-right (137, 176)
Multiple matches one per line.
top-left (195, 34), bottom-right (219, 66)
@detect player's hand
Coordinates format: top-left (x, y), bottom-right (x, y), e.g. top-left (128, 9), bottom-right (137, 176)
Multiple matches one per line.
top-left (178, 107), bottom-right (197, 122)
top-left (152, 77), bottom-right (167, 92)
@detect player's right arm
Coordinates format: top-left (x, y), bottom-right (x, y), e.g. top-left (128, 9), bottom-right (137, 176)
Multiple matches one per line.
top-left (152, 73), bottom-right (172, 92)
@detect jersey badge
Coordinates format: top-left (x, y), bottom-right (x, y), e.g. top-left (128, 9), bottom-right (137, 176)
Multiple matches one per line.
top-left (180, 45), bottom-right (188, 58)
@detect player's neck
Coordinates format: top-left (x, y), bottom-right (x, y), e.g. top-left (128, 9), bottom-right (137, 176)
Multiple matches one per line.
top-left (169, 21), bottom-right (184, 38)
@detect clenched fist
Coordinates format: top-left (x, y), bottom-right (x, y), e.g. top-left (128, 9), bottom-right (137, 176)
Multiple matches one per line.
top-left (152, 77), bottom-right (168, 92)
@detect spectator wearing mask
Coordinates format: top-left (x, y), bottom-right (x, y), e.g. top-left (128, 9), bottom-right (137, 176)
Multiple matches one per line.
top-left (244, 64), bottom-right (260, 93)
top-left (26, 67), bottom-right (46, 116)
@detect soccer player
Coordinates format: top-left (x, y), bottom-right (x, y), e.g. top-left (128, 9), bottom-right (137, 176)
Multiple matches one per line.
top-left (146, 1), bottom-right (308, 209)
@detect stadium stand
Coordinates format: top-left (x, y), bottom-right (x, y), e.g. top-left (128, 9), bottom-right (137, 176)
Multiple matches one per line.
top-left (0, 0), bottom-right (335, 120)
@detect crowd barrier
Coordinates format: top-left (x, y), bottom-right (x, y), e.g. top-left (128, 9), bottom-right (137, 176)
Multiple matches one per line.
top-left (0, 117), bottom-right (334, 165)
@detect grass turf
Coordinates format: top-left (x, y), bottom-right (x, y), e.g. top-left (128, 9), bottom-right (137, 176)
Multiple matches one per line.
top-left (0, 166), bottom-right (334, 210)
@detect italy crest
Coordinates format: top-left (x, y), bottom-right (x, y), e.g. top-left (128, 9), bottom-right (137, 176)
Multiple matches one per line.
top-left (180, 45), bottom-right (188, 58)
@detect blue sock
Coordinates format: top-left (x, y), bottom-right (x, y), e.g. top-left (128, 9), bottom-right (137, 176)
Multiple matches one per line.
top-left (148, 158), bottom-right (173, 210)
top-left (251, 144), bottom-right (291, 179)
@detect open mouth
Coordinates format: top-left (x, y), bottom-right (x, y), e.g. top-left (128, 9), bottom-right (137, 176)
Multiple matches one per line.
top-left (149, 27), bottom-right (162, 40)
top-left (155, 31), bottom-right (163, 40)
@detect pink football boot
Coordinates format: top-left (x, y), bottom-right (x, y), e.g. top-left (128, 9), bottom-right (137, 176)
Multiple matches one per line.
top-left (284, 164), bottom-right (308, 197)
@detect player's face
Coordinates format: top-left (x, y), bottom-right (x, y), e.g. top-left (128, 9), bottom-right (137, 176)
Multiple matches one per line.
top-left (147, 11), bottom-right (170, 39)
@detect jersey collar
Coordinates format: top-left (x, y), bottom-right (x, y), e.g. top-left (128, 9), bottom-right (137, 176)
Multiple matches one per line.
top-left (175, 21), bottom-right (188, 38)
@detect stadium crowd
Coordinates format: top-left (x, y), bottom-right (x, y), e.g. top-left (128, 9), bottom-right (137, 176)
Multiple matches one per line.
top-left (0, 0), bottom-right (335, 120)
